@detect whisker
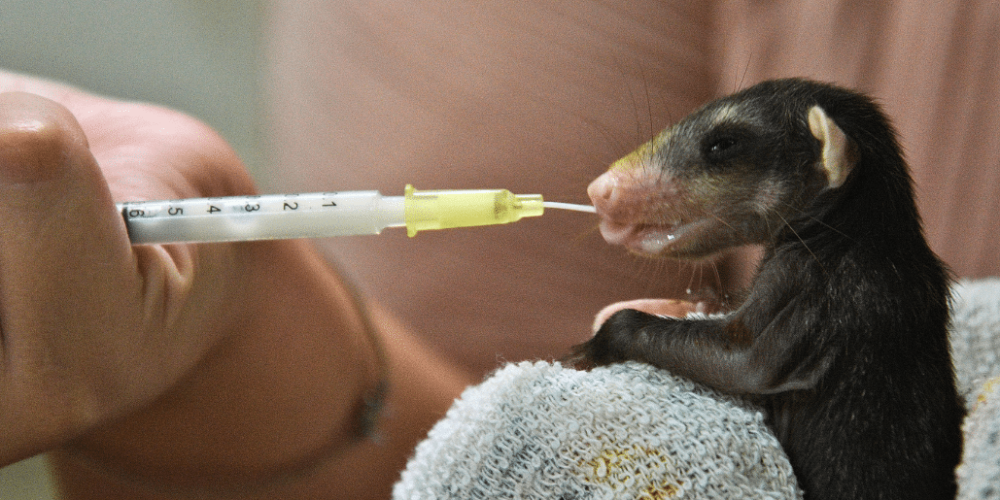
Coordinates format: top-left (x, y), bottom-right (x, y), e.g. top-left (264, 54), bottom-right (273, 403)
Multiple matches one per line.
top-left (686, 263), bottom-right (697, 296)
top-left (641, 64), bottom-right (655, 143)
top-left (709, 259), bottom-right (728, 307)
top-left (698, 262), bottom-right (706, 296)
top-left (737, 52), bottom-right (753, 92)
top-left (702, 211), bottom-right (756, 248)
top-left (776, 200), bottom-right (856, 243)
top-left (774, 211), bottom-right (827, 275)
top-left (569, 223), bottom-right (602, 244)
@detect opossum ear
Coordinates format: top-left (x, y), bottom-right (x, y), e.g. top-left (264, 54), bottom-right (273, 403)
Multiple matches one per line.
top-left (808, 105), bottom-right (854, 189)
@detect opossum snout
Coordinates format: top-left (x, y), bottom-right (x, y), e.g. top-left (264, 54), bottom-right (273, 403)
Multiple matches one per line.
top-left (588, 170), bottom-right (641, 246)
top-left (587, 167), bottom-right (691, 252)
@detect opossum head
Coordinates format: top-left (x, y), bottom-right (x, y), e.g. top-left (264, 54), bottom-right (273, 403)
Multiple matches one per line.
top-left (589, 78), bottom-right (858, 259)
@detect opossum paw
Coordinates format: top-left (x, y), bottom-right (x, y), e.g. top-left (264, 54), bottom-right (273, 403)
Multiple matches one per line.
top-left (562, 343), bottom-right (602, 371)
top-left (560, 348), bottom-right (597, 371)
top-left (565, 308), bottom-right (666, 370)
top-left (562, 343), bottom-right (604, 371)
top-left (565, 326), bottom-right (629, 370)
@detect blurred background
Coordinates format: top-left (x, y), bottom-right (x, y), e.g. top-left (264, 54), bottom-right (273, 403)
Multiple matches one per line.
top-left (0, 1), bottom-right (264, 498)
top-left (0, 0), bottom-right (265, 175)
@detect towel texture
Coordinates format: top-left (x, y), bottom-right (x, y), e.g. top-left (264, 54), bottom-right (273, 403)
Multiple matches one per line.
top-left (952, 278), bottom-right (1000, 500)
top-left (393, 279), bottom-right (1000, 499)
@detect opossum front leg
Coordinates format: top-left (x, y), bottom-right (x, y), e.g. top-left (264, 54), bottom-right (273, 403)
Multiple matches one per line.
top-left (574, 308), bottom-right (827, 395)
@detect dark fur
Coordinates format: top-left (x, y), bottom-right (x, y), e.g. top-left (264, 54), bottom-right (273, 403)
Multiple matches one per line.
top-left (574, 79), bottom-right (964, 499)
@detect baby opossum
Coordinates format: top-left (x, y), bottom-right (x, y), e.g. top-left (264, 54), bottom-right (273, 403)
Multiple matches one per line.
top-left (573, 79), bottom-right (964, 500)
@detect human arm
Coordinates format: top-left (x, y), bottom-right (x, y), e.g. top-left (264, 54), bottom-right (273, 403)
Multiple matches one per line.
top-left (0, 71), bottom-right (470, 499)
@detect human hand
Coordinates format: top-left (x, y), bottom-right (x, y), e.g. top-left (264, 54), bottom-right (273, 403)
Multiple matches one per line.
top-left (0, 74), bottom-right (384, 495)
top-left (0, 78), bottom-right (253, 460)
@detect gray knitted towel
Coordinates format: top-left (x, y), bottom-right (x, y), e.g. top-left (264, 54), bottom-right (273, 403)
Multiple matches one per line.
top-left (393, 278), bottom-right (1000, 499)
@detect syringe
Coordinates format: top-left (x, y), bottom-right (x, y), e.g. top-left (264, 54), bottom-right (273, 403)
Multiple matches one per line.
top-left (117, 184), bottom-right (596, 245)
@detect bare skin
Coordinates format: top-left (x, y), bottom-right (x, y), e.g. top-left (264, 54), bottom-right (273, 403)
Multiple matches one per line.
top-left (0, 73), bottom-right (469, 499)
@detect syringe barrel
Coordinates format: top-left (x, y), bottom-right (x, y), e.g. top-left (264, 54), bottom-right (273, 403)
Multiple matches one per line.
top-left (120, 191), bottom-right (405, 244)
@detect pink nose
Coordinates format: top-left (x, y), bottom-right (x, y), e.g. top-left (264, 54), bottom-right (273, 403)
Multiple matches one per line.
top-left (587, 170), bottom-right (618, 215)
top-left (587, 169), bottom-right (644, 246)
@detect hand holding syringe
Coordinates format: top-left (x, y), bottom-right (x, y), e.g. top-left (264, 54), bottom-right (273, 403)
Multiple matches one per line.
top-left (117, 184), bottom-right (596, 244)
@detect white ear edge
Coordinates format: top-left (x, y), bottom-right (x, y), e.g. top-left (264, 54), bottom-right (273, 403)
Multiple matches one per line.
top-left (808, 105), bottom-right (853, 189)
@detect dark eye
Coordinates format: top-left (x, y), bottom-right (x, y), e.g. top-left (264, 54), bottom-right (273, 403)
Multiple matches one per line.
top-left (704, 136), bottom-right (741, 161)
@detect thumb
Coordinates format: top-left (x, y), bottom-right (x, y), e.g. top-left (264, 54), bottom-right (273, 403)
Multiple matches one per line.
top-left (0, 91), bottom-right (141, 463)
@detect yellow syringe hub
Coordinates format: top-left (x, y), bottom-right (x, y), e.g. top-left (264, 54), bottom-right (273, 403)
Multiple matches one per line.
top-left (403, 184), bottom-right (544, 237)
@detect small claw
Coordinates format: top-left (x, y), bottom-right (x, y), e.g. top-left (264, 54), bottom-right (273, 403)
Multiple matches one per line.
top-left (561, 342), bottom-right (599, 371)
top-left (564, 334), bottom-right (622, 370)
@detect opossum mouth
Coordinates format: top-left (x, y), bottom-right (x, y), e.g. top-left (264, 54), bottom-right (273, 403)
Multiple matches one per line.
top-left (600, 218), bottom-right (713, 257)
top-left (635, 224), bottom-right (692, 254)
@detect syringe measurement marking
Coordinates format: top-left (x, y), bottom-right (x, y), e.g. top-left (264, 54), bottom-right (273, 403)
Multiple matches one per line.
top-left (122, 193), bottom-right (349, 220)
